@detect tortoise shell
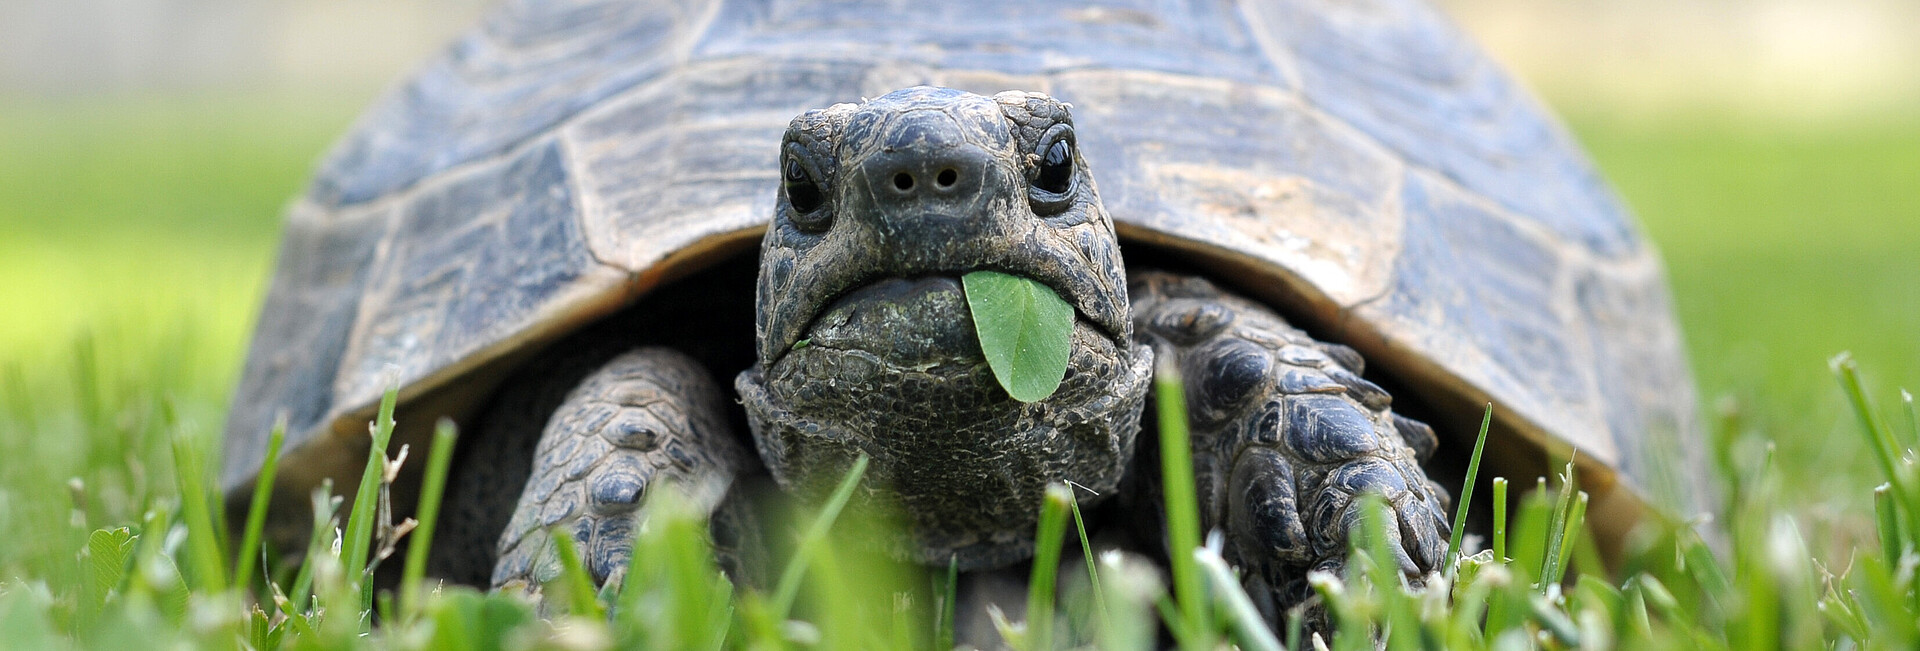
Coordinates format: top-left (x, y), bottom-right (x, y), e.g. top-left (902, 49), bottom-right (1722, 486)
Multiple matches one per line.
top-left (223, 0), bottom-right (1702, 545)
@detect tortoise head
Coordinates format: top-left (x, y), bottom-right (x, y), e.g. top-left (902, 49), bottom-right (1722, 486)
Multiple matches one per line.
top-left (737, 87), bottom-right (1154, 569)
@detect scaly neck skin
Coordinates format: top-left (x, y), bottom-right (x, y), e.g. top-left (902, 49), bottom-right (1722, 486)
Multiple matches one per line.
top-left (738, 87), bottom-right (1152, 569)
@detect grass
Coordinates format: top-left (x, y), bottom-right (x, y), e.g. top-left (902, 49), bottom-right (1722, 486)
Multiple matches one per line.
top-left (13, 351), bottom-right (1876, 650)
top-left (1, 90), bottom-right (1919, 648)
top-left (1568, 109), bottom-right (1920, 512)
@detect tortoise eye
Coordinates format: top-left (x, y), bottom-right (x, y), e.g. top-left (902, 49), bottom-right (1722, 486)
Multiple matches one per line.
top-left (1035, 139), bottom-right (1074, 195)
top-left (783, 154), bottom-right (830, 231)
top-left (1028, 125), bottom-right (1077, 215)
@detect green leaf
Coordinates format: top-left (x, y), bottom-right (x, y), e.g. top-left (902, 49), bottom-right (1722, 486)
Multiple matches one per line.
top-left (962, 271), bottom-right (1074, 403)
top-left (81, 527), bottom-right (135, 618)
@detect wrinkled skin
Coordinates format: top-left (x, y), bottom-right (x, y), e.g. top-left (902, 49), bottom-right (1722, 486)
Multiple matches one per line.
top-left (737, 88), bottom-right (1153, 569)
top-left (489, 87), bottom-right (1449, 631)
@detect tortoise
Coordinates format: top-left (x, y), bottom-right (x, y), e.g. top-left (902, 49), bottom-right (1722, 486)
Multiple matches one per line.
top-left (221, 0), bottom-right (1705, 629)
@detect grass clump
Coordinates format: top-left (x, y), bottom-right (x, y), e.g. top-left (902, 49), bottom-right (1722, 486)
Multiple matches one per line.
top-left (18, 362), bottom-right (1920, 651)
top-left (11, 347), bottom-right (1920, 650)
top-left (0, 287), bottom-right (1913, 651)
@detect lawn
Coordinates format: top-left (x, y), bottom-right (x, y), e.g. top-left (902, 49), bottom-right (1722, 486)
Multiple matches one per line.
top-left (1573, 110), bottom-right (1920, 510)
top-left (0, 90), bottom-right (1916, 647)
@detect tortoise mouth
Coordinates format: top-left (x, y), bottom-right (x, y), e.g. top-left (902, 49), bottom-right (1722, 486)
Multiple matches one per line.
top-left (735, 297), bottom-right (1154, 570)
top-left (756, 209), bottom-right (1137, 369)
top-left (776, 271), bottom-right (1116, 370)
top-left (801, 275), bottom-right (980, 368)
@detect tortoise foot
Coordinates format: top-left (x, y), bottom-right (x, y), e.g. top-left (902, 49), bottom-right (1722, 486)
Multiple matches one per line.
top-left (490, 347), bottom-right (751, 591)
top-left (1132, 271), bottom-right (1451, 630)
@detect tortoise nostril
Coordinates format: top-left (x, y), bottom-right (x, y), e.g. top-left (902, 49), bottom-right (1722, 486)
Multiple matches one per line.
top-left (893, 172), bottom-right (914, 191)
top-left (936, 168), bottom-right (957, 187)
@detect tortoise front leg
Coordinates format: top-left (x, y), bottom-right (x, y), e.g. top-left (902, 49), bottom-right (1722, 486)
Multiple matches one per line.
top-left (488, 347), bottom-right (753, 590)
top-left (1130, 271), bottom-right (1451, 626)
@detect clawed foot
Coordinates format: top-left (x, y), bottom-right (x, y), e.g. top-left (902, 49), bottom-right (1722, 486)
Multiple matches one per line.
top-left (1133, 272), bottom-right (1451, 626)
top-left (492, 348), bottom-right (750, 591)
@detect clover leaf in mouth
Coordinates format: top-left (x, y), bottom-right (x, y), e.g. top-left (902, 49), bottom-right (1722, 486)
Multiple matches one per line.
top-left (961, 270), bottom-right (1075, 403)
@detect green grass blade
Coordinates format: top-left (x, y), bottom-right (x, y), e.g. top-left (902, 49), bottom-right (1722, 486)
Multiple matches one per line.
top-left (1529, 593), bottom-right (1581, 646)
top-left (1876, 484), bottom-right (1903, 562)
top-left (375, 590), bottom-right (397, 629)
top-left (1680, 530), bottom-right (1734, 600)
top-left (341, 377), bottom-right (400, 606)
top-left (1540, 461), bottom-right (1579, 591)
top-left (1508, 486), bottom-right (1553, 587)
top-left (1636, 573), bottom-right (1684, 622)
top-left (1568, 499), bottom-right (1607, 579)
top-left (1625, 578), bottom-right (1655, 638)
top-left (1349, 490), bottom-right (1425, 651)
top-left (1446, 404), bottom-right (1494, 573)
top-left (289, 480), bottom-right (340, 613)
top-left (1025, 482), bottom-right (1074, 651)
top-left (937, 556), bottom-right (959, 651)
top-left (1551, 491), bottom-right (1589, 586)
top-left (1065, 485), bottom-right (1110, 632)
top-left (1092, 551), bottom-right (1162, 651)
top-left (892, 586), bottom-right (916, 651)
top-left (705, 579), bottom-right (736, 651)
top-left (169, 422), bottom-right (227, 592)
top-left (1152, 357), bottom-right (1211, 649)
top-left (548, 526), bottom-right (606, 620)
top-left (402, 419), bottom-right (459, 619)
top-left (1194, 544), bottom-right (1283, 651)
top-left (771, 453), bottom-right (870, 619)
top-left (1852, 551), bottom-right (1920, 648)
top-left (1902, 389), bottom-right (1918, 451)
top-left (233, 415), bottom-right (285, 594)
top-left (613, 481), bottom-right (737, 650)
top-left (1152, 595), bottom-right (1193, 645)
top-left (1817, 582), bottom-right (1872, 643)
top-left (1492, 478), bottom-right (1509, 561)
top-left (1834, 354), bottom-right (1916, 513)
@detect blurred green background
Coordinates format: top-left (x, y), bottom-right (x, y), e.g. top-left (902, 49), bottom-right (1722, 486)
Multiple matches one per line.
top-left (0, 0), bottom-right (1916, 575)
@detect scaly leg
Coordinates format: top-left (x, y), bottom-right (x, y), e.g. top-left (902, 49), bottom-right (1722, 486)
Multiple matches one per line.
top-left (489, 347), bottom-right (753, 589)
top-left (1132, 271), bottom-right (1450, 626)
